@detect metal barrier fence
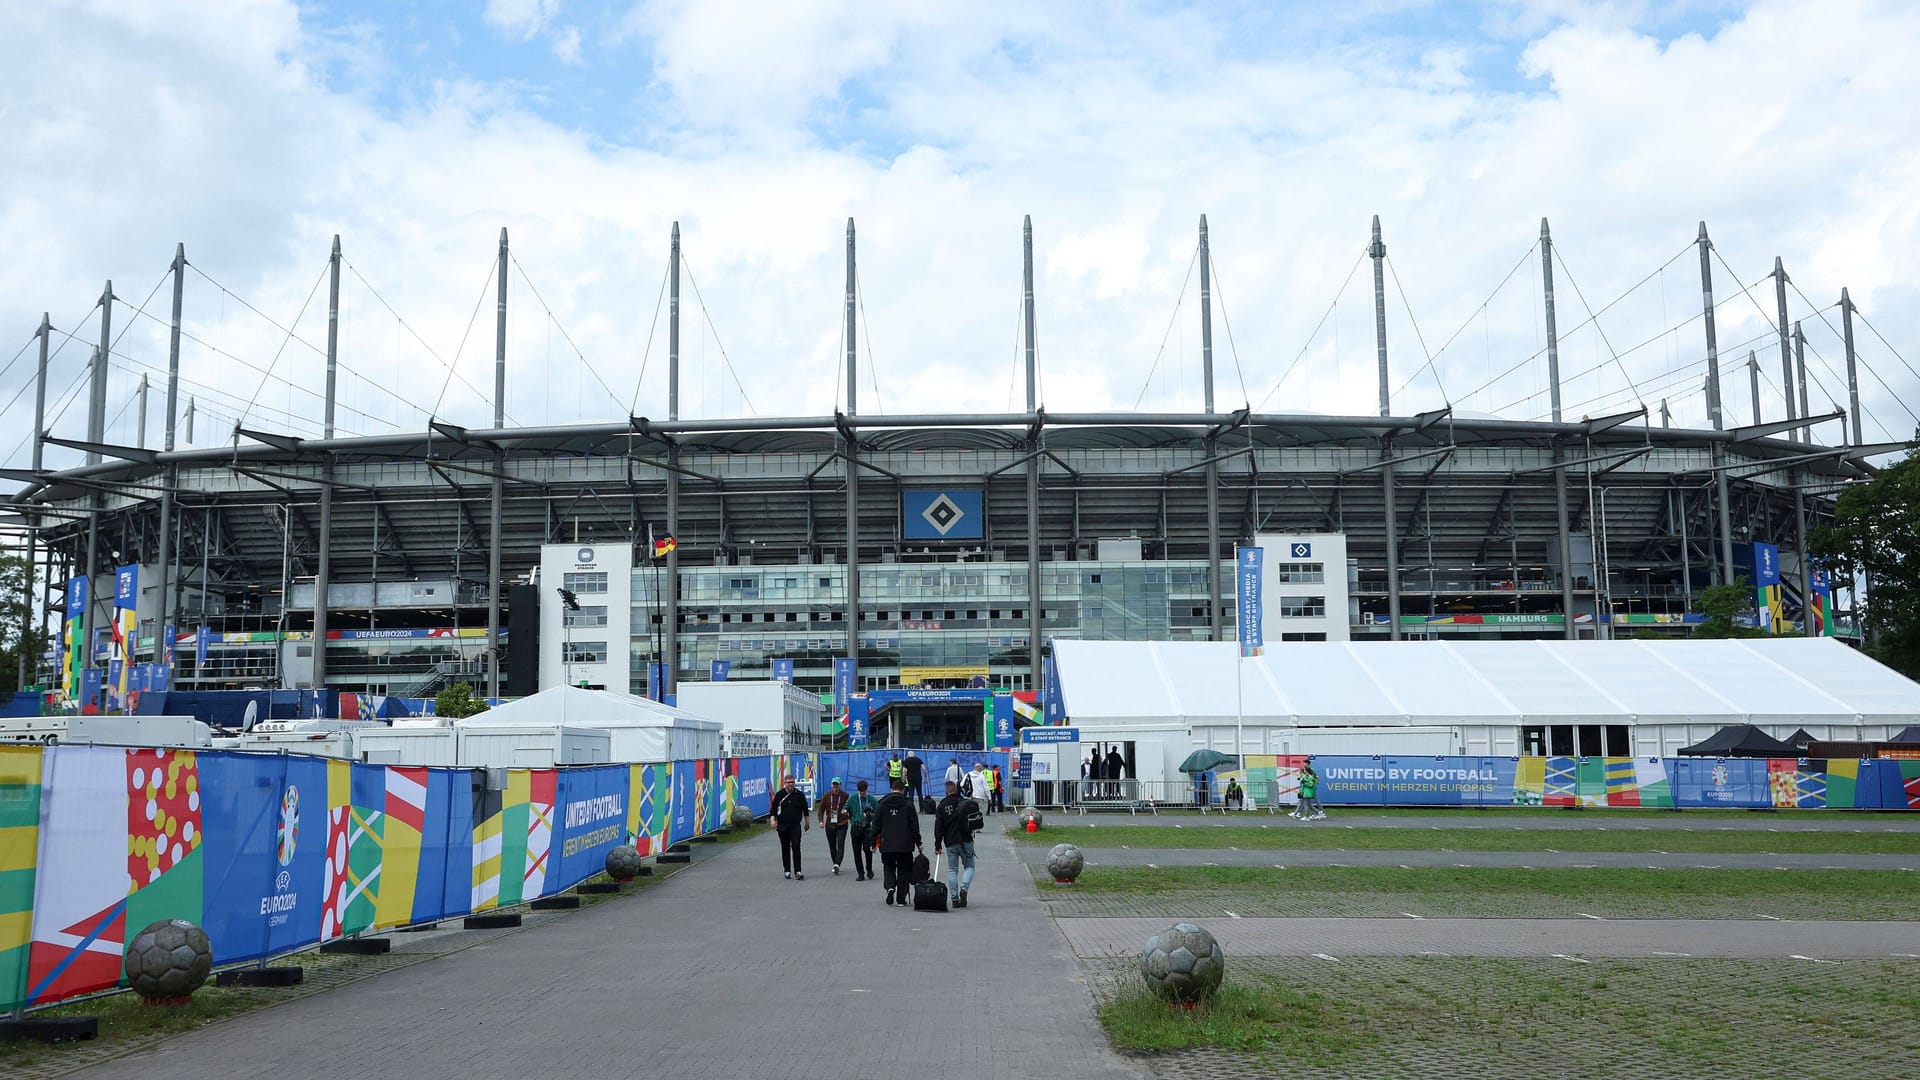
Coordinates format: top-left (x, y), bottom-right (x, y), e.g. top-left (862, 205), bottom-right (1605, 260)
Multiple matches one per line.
top-left (1018, 777), bottom-right (1296, 814)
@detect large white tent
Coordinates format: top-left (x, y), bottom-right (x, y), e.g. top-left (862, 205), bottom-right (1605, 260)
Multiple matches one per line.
top-left (1051, 637), bottom-right (1920, 759)
top-left (457, 685), bottom-right (723, 762)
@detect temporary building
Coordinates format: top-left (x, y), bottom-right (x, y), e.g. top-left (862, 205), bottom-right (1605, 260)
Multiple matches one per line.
top-left (454, 685), bottom-right (723, 763)
top-left (1675, 725), bottom-right (1804, 757)
top-left (1050, 637), bottom-right (1920, 766)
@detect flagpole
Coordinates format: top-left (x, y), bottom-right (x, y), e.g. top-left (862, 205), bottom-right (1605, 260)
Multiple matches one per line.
top-left (649, 525), bottom-right (663, 699)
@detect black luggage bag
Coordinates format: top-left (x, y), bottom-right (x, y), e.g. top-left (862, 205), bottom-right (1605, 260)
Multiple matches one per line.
top-left (919, 795), bottom-right (937, 814)
top-left (912, 880), bottom-right (949, 912)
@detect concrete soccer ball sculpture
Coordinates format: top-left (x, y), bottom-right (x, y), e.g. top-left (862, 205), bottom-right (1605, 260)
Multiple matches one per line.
top-left (730, 806), bottom-right (756, 829)
top-left (124, 919), bottom-right (213, 1004)
top-left (1046, 842), bottom-right (1084, 884)
top-left (605, 844), bottom-right (643, 881)
top-left (1021, 808), bottom-right (1044, 831)
top-left (1139, 922), bottom-right (1225, 1004)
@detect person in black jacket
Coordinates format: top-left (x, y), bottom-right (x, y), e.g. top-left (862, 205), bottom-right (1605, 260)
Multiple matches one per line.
top-left (769, 774), bottom-right (811, 880)
top-left (869, 776), bottom-right (922, 906)
top-left (932, 779), bottom-right (979, 908)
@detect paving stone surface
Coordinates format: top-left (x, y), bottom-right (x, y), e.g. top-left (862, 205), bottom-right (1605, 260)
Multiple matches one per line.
top-left (63, 830), bottom-right (1146, 1080)
top-left (1013, 844), bottom-right (1920, 871)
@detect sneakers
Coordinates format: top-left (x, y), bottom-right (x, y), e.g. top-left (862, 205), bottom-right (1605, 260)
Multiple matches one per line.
top-left (885, 893), bottom-right (894, 905)
top-left (955, 890), bottom-right (968, 909)
top-left (784, 871), bottom-right (792, 879)
top-left (796, 872), bottom-right (804, 880)
top-left (1310, 813), bottom-right (1327, 820)
top-left (856, 873), bottom-right (867, 881)
top-left (832, 866), bottom-right (840, 875)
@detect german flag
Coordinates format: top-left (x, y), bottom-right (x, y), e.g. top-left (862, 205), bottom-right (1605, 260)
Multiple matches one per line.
top-left (652, 534), bottom-right (677, 559)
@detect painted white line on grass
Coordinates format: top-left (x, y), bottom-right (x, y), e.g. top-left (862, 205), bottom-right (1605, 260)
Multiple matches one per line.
top-left (1789, 954), bottom-right (1835, 964)
top-left (1544, 848), bottom-right (1559, 853)
top-left (1551, 954), bottom-right (1591, 964)
top-left (1755, 914), bottom-right (1784, 921)
top-left (1312, 953), bottom-right (1341, 963)
top-left (1402, 912), bottom-right (1423, 919)
top-left (1417, 950), bottom-right (1452, 957)
top-left (850, 988), bottom-right (870, 993)
top-left (1650, 951), bottom-right (1692, 957)
top-left (1887, 953), bottom-right (1920, 959)
top-left (1576, 913), bottom-right (1603, 921)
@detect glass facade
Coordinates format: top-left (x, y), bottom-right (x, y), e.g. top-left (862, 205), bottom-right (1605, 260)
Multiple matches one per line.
top-left (627, 559), bottom-right (1234, 696)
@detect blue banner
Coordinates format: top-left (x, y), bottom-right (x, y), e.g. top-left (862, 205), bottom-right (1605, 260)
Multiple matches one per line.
top-left (114, 565), bottom-right (138, 610)
top-left (196, 625), bottom-right (210, 667)
top-left (992, 695), bottom-right (1016, 748)
top-left (772, 659), bottom-right (794, 684)
top-left (1236, 545), bottom-right (1264, 657)
top-left (1023, 727), bottom-right (1080, 744)
top-left (668, 760), bottom-right (697, 845)
top-left (710, 659), bottom-right (730, 682)
top-left (847, 695), bottom-right (870, 748)
top-left (646, 662), bottom-right (666, 701)
top-left (734, 756), bottom-right (775, 818)
top-left (551, 765), bottom-right (630, 890)
top-left (902, 489), bottom-right (984, 541)
top-left (832, 657), bottom-right (856, 707)
top-left (1042, 651), bottom-right (1065, 723)
top-left (65, 575), bottom-right (87, 619)
top-left (79, 667), bottom-right (102, 710)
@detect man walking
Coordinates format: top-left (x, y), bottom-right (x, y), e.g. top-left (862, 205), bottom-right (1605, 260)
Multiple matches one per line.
top-left (1291, 760), bottom-right (1326, 820)
top-left (870, 776), bottom-right (922, 906)
top-left (817, 777), bottom-right (851, 875)
top-left (933, 778), bottom-right (981, 909)
top-left (902, 752), bottom-right (926, 800)
top-left (770, 774), bottom-right (811, 879)
top-left (967, 761), bottom-right (992, 820)
top-left (944, 757), bottom-right (963, 790)
top-left (989, 763), bottom-right (1005, 813)
top-left (846, 779), bottom-right (878, 881)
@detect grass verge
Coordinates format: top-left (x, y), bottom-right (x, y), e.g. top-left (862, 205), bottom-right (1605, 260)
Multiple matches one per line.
top-left (1100, 980), bottom-right (1377, 1061)
top-left (1039, 864), bottom-right (1919, 920)
top-left (1010, 823), bottom-right (1920, 854)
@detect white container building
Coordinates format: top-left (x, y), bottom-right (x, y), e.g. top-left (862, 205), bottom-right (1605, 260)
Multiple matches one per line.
top-left (454, 685), bottom-right (722, 764)
top-left (673, 681), bottom-right (824, 754)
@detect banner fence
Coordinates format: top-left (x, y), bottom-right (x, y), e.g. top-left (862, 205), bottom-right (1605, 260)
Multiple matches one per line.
top-left (0, 745), bottom-right (795, 1014)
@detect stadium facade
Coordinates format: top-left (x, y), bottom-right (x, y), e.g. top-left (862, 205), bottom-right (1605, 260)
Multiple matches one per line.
top-left (8, 218), bottom-right (1899, 707)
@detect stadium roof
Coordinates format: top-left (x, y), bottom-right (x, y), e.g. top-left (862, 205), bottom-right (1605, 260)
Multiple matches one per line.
top-left (1050, 638), bottom-right (1920, 729)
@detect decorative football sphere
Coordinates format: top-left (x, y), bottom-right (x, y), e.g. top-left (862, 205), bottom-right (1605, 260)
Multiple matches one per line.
top-left (1139, 922), bottom-right (1225, 1003)
top-left (605, 844), bottom-right (643, 881)
top-left (730, 806), bottom-right (756, 828)
top-left (124, 919), bottom-right (213, 1004)
top-left (1021, 808), bottom-right (1044, 829)
top-left (1046, 842), bottom-right (1084, 884)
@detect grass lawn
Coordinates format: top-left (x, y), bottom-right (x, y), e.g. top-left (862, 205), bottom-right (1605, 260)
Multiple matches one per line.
top-left (1040, 864), bottom-right (1919, 920)
top-left (1010, 823), bottom-right (1920, 854)
top-left (1091, 957), bottom-right (1920, 1077)
top-left (1138, 805), bottom-right (1847, 820)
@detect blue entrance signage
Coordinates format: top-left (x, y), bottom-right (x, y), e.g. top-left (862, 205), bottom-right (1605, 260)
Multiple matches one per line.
top-left (902, 489), bottom-right (984, 541)
top-left (1023, 727), bottom-right (1079, 744)
top-left (772, 658), bottom-right (794, 684)
top-left (1236, 546), bottom-right (1264, 657)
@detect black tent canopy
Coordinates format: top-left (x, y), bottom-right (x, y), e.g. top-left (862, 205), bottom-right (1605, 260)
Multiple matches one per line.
top-left (1677, 724), bottom-right (1803, 758)
top-left (1785, 728), bottom-right (1816, 748)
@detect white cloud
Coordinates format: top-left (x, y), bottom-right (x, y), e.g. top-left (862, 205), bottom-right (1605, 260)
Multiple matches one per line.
top-left (1, 0), bottom-right (1918, 481)
top-left (551, 25), bottom-right (582, 65)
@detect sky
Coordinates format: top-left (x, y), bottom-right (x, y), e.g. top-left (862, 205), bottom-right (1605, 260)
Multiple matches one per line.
top-left (2, 0), bottom-right (1918, 474)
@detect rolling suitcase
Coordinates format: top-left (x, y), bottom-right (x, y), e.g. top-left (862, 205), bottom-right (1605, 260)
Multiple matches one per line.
top-left (919, 796), bottom-right (937, 815)
top-left (912, 880), bottom-right (949, 912)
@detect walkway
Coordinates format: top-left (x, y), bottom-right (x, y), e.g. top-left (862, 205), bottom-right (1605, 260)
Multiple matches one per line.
top-left (1036, 810), bottom-right (1920, 832)
top-left (1012, 845), bottom-right (1920, 871)
top-left (71, 827), bottom-right (1145, 1080)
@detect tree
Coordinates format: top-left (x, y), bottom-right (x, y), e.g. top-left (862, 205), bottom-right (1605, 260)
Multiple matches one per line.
top-left (1811, 440), bottom-right (1920, 678)
top-left (1692, 576), bottom-right (1766, 639)
top-left (434, 681), bottom-right (490, 719)
top-left (0, 552), bottom-right (50, 694)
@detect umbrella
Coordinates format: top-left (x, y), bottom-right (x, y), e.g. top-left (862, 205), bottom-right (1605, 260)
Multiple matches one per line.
top-left (1177, 749), bottom-right (1239, 773)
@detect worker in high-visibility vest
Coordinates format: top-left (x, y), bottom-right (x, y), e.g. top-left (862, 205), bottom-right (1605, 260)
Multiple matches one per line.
top-left (886, 753), bottom-right (904, 786)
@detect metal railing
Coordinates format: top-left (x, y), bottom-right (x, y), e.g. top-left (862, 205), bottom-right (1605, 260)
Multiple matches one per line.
top-left (1018, 777), bottom-right (1297, 814)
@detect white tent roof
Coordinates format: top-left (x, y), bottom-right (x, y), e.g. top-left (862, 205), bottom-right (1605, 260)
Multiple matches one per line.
top-left (454, 685), bottom-right (721, 730)
top-left (1052, 638), bottom-right (1920, 728)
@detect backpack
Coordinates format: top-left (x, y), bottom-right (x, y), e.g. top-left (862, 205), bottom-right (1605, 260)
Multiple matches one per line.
top-left (962, 797), bottom-right (985, 834)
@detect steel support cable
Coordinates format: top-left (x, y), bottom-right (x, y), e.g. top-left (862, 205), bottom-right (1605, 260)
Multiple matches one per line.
top-left (344, 259), bottom-right (514, 426)
top-left (0, 332), bottom-right (38, 385)
top-left (1253, 250), bottom-right (1367, 412)
top-left (189, 264), bottom-right (328, 360)
top-left (1789, 280), bottom-right (1906, 436)
top-left (510, 254), bottom-right (625, 417)
top-left (1850, 311), bottom-right (1920, 428)
top-left (1550, 355), bottom-right (1709, 419)
top-left (686, 256), bottom-right (758, 416)
top-left (1552, 245), bottom-right (1641, 409)
top-left (429, 257), bottom-right (498, 422)
top-left (1204, 249), bottom-right (1252, 407)
top-left (854, 265), bottom-right (880, 417)
top-left (1454, 240), bottom-right (1694, 406)
top-left (237, 258), bottom-right (329, 430)
top-left (628, 262), bottom-right (670, 416)
top-left (120, 303), bottom-right (395, 431)
top-left (109, 350), bottom-right (326, 435)
top-left (1390, 240), bottom-right (1537, 401)
top-left (1005, 293), bottom-right (1023, 412)
top-left (0, 299), bottom-right (98, 427)
top-left (1133, 245), bottom-right (1200, 410)
top-left (1516, 319), bottom-right (1785, 418)
top-left (3, 364), bottom-right (90, 466)
top-left (1383, 254), bottom-right (1449, 405)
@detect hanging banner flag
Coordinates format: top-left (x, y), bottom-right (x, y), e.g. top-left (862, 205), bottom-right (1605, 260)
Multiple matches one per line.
top-left (772, 659), bottom-right (794, 684)
top-left (1236, 546), bottom-right (1264, 657)
top-left (195, 625), bottom-right (211, 668)
top-left (79, 667), bottom-right (102, 712)
top-left (710, 659), bottom-right (730, 682)
top-left (832, 657), bottom-right (855, 706)
top-left (992, 695), bottom-right (1016, 748)
top-left (161, 622), bottom-right (176, 667)
top-left (646, 662), bottom-right (666, 701)
top-left (1811, 570), bottom-right (1835, 637)
top-left (1042, 650), bottom-right (1065, 724)
top-left (847, 695), bottom-right (870, 749)
top-left (62, 576), bottom-right (88, 702)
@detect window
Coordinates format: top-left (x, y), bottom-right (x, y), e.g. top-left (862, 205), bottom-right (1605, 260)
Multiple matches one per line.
top-left (1278, 596), bottom-right (1326, 618)
top-left (566, 641), bottom-right (609, 664)
top-left (1274, 562), bottom-right (1324, 584)
top-left (1280, 632), bottom-right (1327, 642)
top-left (564, 605), bottom-right (608, 628)
top-left (563, 572), bottom-right (608, 594)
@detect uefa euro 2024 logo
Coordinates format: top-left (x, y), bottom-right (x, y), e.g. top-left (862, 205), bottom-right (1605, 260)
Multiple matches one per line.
top-left (277, 785), bottom-right (300, 867)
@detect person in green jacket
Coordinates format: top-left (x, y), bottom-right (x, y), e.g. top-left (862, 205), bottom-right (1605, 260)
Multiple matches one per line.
top-left (1291, 761), bottom-right (1326, 820)
top-left (845, 780), bottom-right (879, 881)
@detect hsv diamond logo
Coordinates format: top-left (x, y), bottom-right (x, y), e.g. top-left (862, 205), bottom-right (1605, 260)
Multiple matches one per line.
top-left (1291, 542), bottom-right (1312, 558)
top-left (921, 494), bottom-right (965, 536)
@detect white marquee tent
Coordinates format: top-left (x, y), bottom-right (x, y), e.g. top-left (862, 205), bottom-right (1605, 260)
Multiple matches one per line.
top-left (1051, 637), bottom-right (1920, 759)
top-left (456, 685), bottom-right (723, 762)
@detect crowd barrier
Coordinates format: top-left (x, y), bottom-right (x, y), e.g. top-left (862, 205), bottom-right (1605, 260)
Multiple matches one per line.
top-left (0, 745), bottom-right (815, 1014)
top-left (815, 750), bottom-right (1011, 799)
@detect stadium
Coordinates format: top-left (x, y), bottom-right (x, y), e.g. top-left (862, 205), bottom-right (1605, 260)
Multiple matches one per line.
top-left (4, 215), bottom-right (1908, 727)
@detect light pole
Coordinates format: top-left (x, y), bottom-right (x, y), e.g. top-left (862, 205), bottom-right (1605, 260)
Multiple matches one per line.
top-left (1596, 488), bottom-right (1617, 639)
top-left (556, 587), bottom-right (580, 689)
